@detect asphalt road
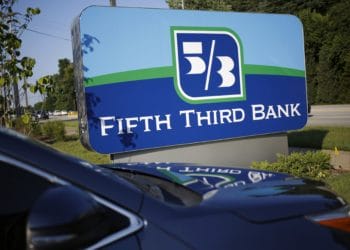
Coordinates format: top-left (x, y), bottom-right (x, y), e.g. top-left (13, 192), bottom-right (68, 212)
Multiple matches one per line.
top-left (307, 104), bottom-right (350, 127)
top-left (43, 115), bottom-right (77, 122)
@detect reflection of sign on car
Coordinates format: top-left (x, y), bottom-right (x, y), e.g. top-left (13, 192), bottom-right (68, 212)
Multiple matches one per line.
top-left (155, 165), bottom-right (277, 191)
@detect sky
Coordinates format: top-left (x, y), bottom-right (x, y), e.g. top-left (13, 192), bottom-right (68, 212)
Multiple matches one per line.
top-left (14, 0), bottom-right (169, 105)
top-left (81, 8), bottom-right (304, 78)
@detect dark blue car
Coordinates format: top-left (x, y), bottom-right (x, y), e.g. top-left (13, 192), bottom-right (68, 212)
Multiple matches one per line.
top-left (0, 127), bottom-right (349, 249)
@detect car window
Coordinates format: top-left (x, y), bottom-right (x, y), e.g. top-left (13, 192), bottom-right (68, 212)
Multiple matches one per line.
top-left (0, 155), bottom-right (143, 249)
top-left (0, 160), bottom-right (58, 250)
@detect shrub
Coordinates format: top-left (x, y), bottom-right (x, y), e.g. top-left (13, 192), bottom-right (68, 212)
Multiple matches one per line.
top-left (11, 114), bottom-right (42, 137)
top-left (41, 121), bottom-right (65, 142)
top-left (252, 151), bottom-right (331, 180)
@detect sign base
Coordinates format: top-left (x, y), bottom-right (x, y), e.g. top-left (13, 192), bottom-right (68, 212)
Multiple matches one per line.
top-left (110, 133), bottom-right (288, 167)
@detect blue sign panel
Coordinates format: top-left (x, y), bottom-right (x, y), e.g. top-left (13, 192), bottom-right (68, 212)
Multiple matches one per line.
top-left (72, 7), bottom-right (307, 154)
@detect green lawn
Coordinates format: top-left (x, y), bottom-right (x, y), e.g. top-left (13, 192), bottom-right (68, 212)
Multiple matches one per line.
top-left (288, 126), bottom-right (350, 151)
top-left (325, 172), bottom-right (350, 202)
top-left (62, 120), bottom-right (79, 136)
top-left (50, 139), bottom-right (110, 164)
top-left (63, 120), bottom-right (78, 128)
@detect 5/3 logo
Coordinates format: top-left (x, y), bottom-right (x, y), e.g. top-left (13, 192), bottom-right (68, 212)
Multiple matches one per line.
top-left (171, 27), bottom-right (246, 103)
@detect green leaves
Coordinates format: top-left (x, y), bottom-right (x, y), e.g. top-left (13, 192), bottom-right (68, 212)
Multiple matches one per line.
top-left (1, 0), bottom-right (41, 125)
top-left (30, 75), bottom-right (54, 95)
top-left (167, 0), bottom-right (231, 10)
top-left (43, 59), bottom-right (76, 111)
top-left (252, 151), bottom-right (331, 180)
top-left (26, 7), bottom-right (41, 16)
top-left (21, 113), bottom-right (30, 125)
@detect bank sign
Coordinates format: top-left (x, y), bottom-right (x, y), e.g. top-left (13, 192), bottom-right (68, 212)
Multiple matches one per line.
top-left (72, 7), bottom-right (307, 154)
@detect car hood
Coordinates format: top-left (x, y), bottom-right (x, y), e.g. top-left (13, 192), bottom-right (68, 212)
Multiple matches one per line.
top-left (201, 178), bottom-right (343, 222)
top-left (102, 162), bottom-right (290, 195)
top-left (103, 163), bottom-right (344, 222)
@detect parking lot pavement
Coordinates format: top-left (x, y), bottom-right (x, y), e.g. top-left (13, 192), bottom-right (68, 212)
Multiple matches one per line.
top-left (307, 104), bottom-right (350, 127)
top-left (40, 115), bottom-right (78, 122)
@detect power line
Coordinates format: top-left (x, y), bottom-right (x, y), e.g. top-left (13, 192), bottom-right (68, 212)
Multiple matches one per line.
top-left (26, 28), bottom-right (71, 42)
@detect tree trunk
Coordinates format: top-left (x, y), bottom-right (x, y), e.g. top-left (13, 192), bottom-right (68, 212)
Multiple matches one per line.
top-left (13, 79), bottom-right (21, 117)
top-left (24, 78), bottom-right (29, 107)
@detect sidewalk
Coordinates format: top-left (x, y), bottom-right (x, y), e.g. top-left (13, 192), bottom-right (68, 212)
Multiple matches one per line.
top-left (289, 147), bottom-right (350, 171)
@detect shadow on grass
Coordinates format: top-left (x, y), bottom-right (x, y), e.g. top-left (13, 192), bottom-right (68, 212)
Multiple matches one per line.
top-left (64, 134), bottom-right (80, 141)
top-left (288, 129), bottom-right (329, 149)
top-left (38, 135), bottom-right (79, 144)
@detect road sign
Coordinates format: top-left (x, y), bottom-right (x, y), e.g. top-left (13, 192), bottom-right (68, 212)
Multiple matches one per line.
top-left (72, 7), bottom-right (307, 154)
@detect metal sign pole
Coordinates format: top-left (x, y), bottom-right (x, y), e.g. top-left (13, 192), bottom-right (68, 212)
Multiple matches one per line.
top-left (110, 0), bottom-right (116, 7)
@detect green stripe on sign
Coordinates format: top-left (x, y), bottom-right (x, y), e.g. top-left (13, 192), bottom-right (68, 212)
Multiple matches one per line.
top-left (244, 64), bottom-right (305, 77)
top-left (84, 66), bottom-right (175, 87)
top-left (84, 64), bottom-right (305, 87)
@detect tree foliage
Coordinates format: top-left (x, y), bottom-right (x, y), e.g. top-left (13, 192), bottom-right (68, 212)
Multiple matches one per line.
top-left (315, 1), bottom-right (350, 104)
top-left (0, 0), bottom-right (40, 125)
top-left (44, 58), bottom-right (76, 111)
top-left (167, 0), bottom-right (350, 104)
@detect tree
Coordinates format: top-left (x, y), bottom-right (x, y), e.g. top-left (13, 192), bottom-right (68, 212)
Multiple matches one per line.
top-left (0, 0), bottom-right (40, 126)
top-left (316, 1), bottom-right (350, 103)
top-left (44, 58), bottom-right (76, 111)
top-left (30, 75), bottom-right (54, 111)
top-left (167, 0), bottom-right (231, 11)
top-left (33, 101), bottom-right (43, 111)
top-left (55, 59), bottom-right (76, 111)
top-left (298, 9), bottom-right (328, 104)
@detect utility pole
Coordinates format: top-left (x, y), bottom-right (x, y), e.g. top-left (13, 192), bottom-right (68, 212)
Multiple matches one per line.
top-left (110, 0), bottom-right (116, 7)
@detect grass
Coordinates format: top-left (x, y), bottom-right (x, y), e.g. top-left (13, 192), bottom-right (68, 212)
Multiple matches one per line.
top-left (325, 172), bottom-right (350, 202)
top-left (63, 120), bottom-right (78, 128)
top-left (50, 138), bottom-right (110, 164)
top-left (288, 126), bottom-right (350, 151)
top-left (63, 120), bottom-right (79, 136)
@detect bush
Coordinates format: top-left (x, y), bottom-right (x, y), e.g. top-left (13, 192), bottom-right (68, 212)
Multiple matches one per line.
top-left (252, 151), bottom-right (331, 180)
top-left (41, 121), bottom-right (65, 142)
top-left (11, 114), bottom-right (42, 137)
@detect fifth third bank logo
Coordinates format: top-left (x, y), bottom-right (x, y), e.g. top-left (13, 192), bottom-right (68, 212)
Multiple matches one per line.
top-left (172, 27), bottom-right (245, 103)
